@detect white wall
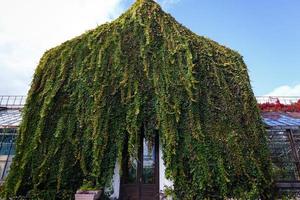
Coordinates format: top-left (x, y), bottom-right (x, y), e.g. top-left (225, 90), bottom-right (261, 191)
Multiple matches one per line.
top-left (159, 144), bottom-right (174, 194)
top-left (110, 162), bottom-right (120, 199)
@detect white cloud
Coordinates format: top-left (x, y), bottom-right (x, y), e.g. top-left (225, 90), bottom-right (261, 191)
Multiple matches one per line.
top-left (0, 0), bottom-right (181, 95)
top-left (158, 0), bottom-right (180, 8)
top-left (0, 0), bottom-right (124, 95)
top-left (265, 84), bottom-right (300, 96)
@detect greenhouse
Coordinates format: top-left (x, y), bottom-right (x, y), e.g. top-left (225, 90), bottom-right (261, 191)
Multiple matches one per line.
top-left (258, 97), bottom-right (300, 196)
top-left (0, 0), bottom-right (298, 199)
top-left (0, 96), bottom-right (24, 184)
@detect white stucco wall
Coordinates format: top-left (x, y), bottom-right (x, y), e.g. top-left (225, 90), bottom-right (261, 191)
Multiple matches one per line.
top-left (108, 140), bottom-right (174, 199)
top-left (110, 162), bottom-right (120, 199)
top-left (159, 144), bottom-right (174, 194)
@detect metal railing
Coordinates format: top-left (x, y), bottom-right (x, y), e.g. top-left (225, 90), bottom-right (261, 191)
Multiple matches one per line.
top-left (256, 96), bottom-right (300, 105)
top-left (0, 96), bottom-right (299, 108)
top-left (0, 96), bottom-right (26, 109)
top-left (0, 96), bottom-right (299, 107)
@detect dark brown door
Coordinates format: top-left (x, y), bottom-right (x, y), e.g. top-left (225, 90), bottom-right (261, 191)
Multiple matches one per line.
top-left (120, 131), bottom-right (159, 200)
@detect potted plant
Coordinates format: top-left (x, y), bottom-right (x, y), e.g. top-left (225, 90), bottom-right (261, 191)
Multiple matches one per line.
top-left (75, 180), bottom-right (102, 200)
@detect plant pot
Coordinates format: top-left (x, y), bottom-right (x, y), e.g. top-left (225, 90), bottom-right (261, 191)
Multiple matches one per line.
top-left (75, 190), bottom-right (102, 200)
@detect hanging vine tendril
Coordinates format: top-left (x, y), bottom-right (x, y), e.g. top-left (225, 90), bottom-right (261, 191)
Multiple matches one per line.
top-left (2, 0), bottom-right (273, 199)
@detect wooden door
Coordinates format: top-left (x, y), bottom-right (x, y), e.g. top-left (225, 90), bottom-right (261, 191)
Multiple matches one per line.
top-left (120, 130), bottom-right (159, 200)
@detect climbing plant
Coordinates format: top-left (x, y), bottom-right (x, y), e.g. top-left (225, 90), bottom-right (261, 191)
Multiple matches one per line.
top-left (2, 0), bottom-right (273, 199)
top-left (259, 99), bottom-right (300, 112)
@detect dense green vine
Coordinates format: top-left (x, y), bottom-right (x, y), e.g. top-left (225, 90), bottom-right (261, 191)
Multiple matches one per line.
top-left (2, 0), bottom-right (273, 199)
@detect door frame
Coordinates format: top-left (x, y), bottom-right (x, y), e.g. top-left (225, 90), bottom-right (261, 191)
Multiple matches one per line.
top-left (120, 129), bottom-right (159, 200)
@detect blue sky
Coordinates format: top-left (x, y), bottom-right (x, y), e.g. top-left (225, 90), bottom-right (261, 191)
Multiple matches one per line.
top-left (139, 0), bottom-right (300, 96)
top-left (153, 0), bottom-right (300, 96)
top-left (0, 0), bottom-right (299, 96)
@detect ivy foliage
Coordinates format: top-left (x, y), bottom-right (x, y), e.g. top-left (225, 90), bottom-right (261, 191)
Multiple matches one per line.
top-left (2, 0), bottom-right (273, 199)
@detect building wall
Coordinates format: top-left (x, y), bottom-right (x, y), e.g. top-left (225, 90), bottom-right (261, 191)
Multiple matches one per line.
top-left (110, 162), bottom-right (120, 199)
top-left (159, 143), bottom-right (174, 194)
